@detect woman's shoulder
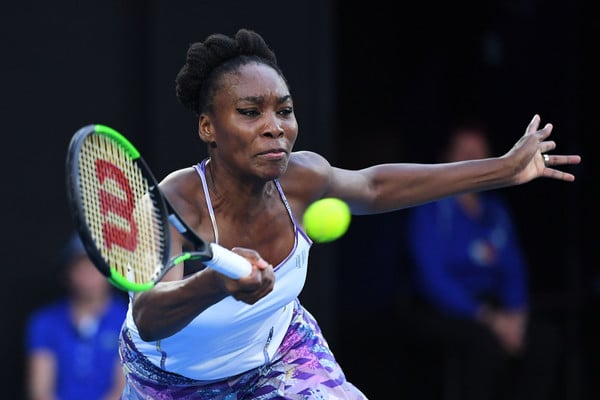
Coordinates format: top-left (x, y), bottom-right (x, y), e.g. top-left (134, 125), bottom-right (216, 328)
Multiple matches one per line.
top-left (161, 166), bottom-right (199, 186)
top-left (288, 150), bottom-right (328, 164)
top-left (285, 151), bottom-right (331, 184)
top-left (160, 167), bottom-right (202, 199)
top-left (286, 151), bottom-right (331, 177)
top-left (280, 151), bottom-right (332, 207)
top-left (158, 166), bottom-right (204, 222)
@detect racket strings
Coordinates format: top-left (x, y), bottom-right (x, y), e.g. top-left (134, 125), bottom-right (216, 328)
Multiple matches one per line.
top-left (78, 134), bottom-right (166, 284)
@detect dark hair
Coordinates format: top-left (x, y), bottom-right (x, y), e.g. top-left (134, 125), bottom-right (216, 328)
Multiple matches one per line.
top-left (175, 28), bottom-right (285, 116)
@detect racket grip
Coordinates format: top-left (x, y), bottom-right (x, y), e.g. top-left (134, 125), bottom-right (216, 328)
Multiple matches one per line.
top-left (205, 243), bottom-right (253, 279)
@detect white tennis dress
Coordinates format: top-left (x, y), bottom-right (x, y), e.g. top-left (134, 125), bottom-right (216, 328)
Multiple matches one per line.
top-left (122, 158), bottom-right (310, 380)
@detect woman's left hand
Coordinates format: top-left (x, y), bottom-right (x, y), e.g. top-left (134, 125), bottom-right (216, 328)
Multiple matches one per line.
top-left (502, 114), bottom-right (581, 185)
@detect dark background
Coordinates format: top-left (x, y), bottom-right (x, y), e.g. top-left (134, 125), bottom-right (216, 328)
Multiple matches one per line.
top-left (2, 0), bottom-right (595, 398)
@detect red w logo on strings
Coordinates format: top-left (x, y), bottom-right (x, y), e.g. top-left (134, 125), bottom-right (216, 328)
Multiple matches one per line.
top-left (95, 159), bottom-right (138, 252)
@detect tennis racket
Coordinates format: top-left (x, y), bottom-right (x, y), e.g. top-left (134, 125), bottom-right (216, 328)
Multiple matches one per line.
top-left (65, 124), bottom-right (252, 292)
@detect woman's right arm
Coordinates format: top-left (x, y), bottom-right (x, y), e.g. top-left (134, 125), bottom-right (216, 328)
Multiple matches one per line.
top-left (132, 232), bottom-right (274, 341)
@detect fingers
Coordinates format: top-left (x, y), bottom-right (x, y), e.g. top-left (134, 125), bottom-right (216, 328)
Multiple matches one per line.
top-left (231, 246), bottom-right (271, 270)
top-left (231, 246), bottom-right (261, 260)
top-left (543, 154), bottom-right (581, 167)
top-left (526, 114), bottom-right (540, 134)
top-left (540, 123), bottom-right (553, 140)
top-left (543, 168), bottom-right (576, 182)
top-left (233, 273), bottom-right (274, 304)
top-left (540, 140), bottom-right (557, 154)
top-left (531, 114), bottom-right (581, 182)
top-left (526, 114), bottom-right (553, 141)
top-left (236, 284), bottom-right (273, 304)
top-left (542, 154), bottom-right (581, 182)
top-left (228, 246), bottom-right (275, 304)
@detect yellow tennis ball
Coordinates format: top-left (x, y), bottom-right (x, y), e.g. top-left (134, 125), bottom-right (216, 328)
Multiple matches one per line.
top-left (303, 197), bottom-right (351, 243)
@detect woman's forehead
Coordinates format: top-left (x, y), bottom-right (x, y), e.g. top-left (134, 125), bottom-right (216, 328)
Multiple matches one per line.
top-left (224, 63), bottom-right (288, 96)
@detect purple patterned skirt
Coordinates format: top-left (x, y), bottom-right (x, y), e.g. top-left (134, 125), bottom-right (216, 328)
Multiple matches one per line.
top-left (119, 299), bottom-right (368, 399)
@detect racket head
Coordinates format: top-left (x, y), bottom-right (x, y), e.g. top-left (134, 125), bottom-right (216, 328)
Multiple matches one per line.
top-left (65, 124), bottom-right (170, 292)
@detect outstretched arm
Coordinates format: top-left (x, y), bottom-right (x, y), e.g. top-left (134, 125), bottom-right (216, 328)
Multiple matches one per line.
top-left (325, 114), bottom-right (581, 214)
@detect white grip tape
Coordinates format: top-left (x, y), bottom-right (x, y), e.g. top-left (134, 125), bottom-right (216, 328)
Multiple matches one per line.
top-left (205, 243), bottom-right (252, 279)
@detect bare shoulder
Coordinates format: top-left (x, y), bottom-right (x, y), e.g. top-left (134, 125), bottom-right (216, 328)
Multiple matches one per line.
top-left (159, 167), bottom-right (203, 223)
top-left (288, 150), bottom-right (329, 166)
top-left (160, 167), bottom-right (200, 193)
top-left (280, 151), bottom-right (332, 204)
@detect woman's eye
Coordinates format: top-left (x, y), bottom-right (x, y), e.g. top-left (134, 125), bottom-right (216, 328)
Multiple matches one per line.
top-left (237, 108), bottom-right (260, 117)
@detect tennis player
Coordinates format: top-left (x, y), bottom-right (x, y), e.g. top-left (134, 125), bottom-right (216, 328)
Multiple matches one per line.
top-left (118, 28), bottom-right (581, 399)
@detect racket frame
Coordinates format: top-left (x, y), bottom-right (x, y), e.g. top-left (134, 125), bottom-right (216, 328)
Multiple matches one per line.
top-left (66, 124), bottom-right (219, 292)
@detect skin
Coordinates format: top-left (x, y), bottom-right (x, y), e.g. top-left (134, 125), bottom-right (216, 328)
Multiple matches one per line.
top-left (131, 61), bottom-right (581, 342)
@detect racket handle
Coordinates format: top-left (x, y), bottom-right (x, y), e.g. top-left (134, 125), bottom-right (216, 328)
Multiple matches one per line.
top-left (205, 243), bottom-right (253, 279)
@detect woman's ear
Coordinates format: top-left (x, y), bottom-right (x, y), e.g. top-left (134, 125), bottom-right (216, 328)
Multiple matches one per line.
top-left (198, 115), bottom-right (214, 143)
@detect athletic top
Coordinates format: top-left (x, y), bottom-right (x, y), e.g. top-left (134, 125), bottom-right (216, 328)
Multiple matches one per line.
top-left (123, 159), bottom-right (312, 380)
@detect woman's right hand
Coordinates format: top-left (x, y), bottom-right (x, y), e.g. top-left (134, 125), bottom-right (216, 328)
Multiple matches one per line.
top-left (216, 247), bottom-right (275, 304)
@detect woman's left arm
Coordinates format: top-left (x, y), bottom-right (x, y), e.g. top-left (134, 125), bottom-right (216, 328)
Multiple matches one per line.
top-left (327, 115), bottom-right (580, 214)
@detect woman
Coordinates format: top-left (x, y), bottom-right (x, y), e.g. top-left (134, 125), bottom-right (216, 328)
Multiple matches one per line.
top-left (118, 28), bottom-right (580, 399)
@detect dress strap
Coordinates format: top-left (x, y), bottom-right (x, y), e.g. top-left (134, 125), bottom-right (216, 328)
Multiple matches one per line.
top-left (194, 159), bottom-right (219, 244)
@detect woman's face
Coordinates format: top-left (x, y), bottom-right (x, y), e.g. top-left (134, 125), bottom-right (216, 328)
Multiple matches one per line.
top-left (204, 62), bottom-right (298, 181)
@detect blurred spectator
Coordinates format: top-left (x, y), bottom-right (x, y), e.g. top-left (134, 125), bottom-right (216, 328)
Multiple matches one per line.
top-left (25, 232), bottom-right (128, 400)
top-left (403, 121), bottom-right (563, 400)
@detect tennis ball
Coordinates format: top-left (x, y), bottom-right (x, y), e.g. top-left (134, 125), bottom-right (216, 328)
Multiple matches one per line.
top-left (303, 197), bottom-right (351, 243)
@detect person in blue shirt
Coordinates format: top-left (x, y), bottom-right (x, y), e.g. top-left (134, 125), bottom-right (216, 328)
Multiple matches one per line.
top-left (25, 233), bottom-right (128, 400)
top-left (406, 122), bottom-right (562, 400)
